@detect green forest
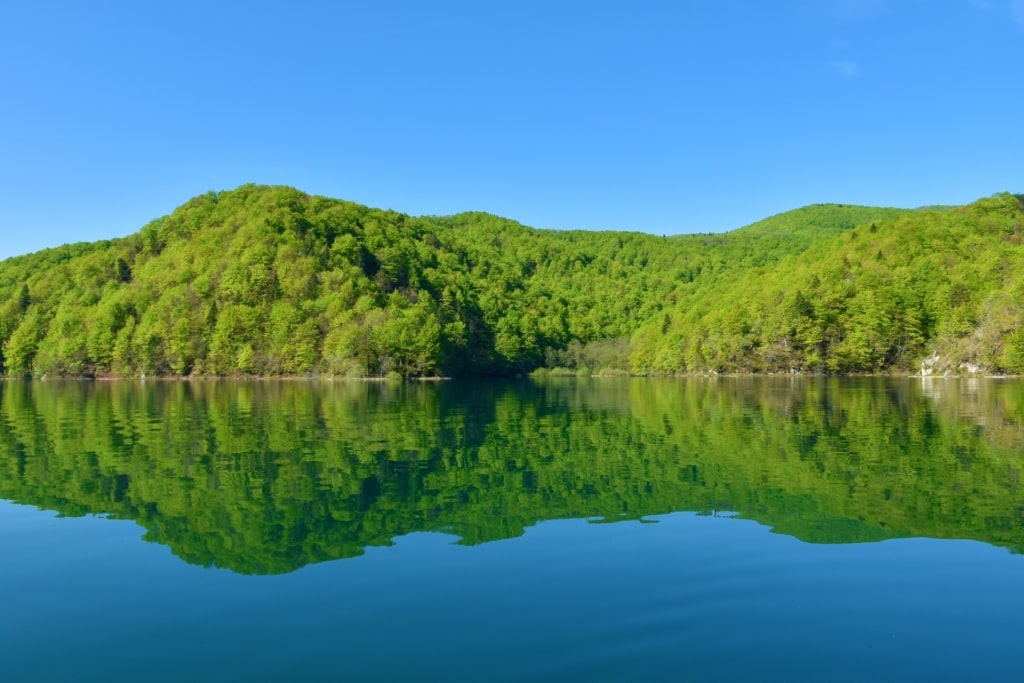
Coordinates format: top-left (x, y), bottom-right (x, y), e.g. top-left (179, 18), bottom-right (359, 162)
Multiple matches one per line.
top-left (2, 378), bottom-right (1023, 574)
top-left (1, 184), bottom-right (1022, 377)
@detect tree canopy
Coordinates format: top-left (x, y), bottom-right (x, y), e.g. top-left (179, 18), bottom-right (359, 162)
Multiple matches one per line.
top-left (1, 184), bottom-right (1021, 377)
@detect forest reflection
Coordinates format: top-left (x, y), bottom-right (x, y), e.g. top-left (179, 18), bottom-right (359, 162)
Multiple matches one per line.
top-left (1, 377), bottom-right (1022, 574)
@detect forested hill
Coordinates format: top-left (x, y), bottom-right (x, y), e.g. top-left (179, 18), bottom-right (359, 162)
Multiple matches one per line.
top-left (0, 184), bottom-right (1021, 377)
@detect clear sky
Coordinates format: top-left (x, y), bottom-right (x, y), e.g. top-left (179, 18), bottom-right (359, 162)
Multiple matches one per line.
top-left (1, 0), bottom-right (1022, 260)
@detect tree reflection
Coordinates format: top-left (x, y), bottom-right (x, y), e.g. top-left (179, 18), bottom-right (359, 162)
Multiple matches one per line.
top-left (1, 377), bottom-right (1022, 574)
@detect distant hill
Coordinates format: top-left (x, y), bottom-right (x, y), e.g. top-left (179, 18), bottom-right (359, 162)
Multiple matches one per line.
top-left (1, 184), bottom-right (1021, 377)
top-left (632, 193), bottom-right (1024, 374)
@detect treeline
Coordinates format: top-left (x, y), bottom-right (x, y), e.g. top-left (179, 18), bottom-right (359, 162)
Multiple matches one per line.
top-left (2, 378), bottom-right (1023, 574)
top-left (0, 184), bottom-right (1021, 377)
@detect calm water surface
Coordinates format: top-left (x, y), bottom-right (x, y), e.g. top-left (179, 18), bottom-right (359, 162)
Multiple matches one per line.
top-left (2, 377), bottom-right (1023, 681)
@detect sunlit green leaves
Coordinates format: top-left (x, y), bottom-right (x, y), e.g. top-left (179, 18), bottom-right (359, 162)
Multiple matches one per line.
top-left (1, 185), bottom-right (1022, 377)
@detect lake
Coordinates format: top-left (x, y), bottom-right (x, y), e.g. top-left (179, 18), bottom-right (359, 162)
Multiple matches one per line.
top-left (2, 377), bottom-right (1023, 681)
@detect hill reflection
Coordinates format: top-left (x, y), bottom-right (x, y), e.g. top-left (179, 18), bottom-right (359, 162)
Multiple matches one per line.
top-left (1, 377), bottom-right (1023, 574)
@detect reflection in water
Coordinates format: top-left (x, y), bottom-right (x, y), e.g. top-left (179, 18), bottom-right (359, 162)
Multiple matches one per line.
top-left (1, 377), bottom-right (1023, 574)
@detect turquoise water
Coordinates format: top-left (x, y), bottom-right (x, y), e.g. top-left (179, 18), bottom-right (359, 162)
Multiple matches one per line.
top-left (2, 378), bottom-right (1023, 681)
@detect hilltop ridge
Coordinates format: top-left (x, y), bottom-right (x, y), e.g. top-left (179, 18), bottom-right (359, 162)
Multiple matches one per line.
top-left (1, 184), bottom-right (1021, 377)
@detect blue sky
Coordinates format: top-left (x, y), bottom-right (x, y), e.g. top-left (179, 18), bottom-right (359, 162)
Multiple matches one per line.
top-left (1, 0), bottom-right (1022, 260)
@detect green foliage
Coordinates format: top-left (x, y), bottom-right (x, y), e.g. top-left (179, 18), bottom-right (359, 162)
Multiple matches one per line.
top-left (1, 184), bottom-right (1022, 377)
top-left (634, 193), bottom-right (1024, 375)
top-left (2, 307), bottom-right (48, 374)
